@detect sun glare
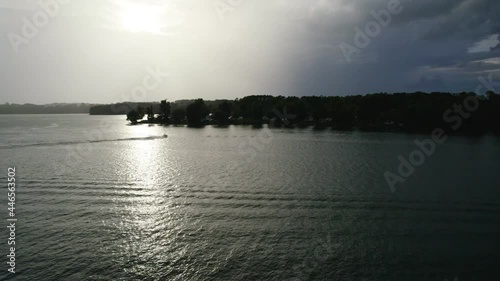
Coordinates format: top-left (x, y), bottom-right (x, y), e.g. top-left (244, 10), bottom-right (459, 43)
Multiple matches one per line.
top-left (120, 2), bottom-right (163, 34)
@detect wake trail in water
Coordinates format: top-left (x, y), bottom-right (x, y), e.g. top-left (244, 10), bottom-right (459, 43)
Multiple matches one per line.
top-left (0, 135), bottom-right (168, 149)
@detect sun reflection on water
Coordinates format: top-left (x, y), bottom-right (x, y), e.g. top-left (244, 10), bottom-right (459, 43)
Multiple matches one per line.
top-left (110, 127), bottom-right (186, 275)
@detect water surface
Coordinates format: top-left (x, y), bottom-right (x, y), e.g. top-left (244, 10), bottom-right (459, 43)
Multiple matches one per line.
top-left (1, 115), bottom-right (499, 280)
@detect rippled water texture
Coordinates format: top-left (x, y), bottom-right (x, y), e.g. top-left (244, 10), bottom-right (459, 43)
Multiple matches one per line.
top-left (1, 115), bottom-right (500, 280)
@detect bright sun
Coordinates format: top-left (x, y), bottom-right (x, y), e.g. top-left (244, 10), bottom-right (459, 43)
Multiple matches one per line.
top-left (119, 2), bottom-right (163, 34)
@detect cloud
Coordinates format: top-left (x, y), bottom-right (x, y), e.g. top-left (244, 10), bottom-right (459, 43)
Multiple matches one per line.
top-left (1, 0), bottom-right (500, 103)
top-left (468, 34), bottom-right (500, 53)
top-left (408, 75), bottom-right (446, 92)
top-left (0, 0), bottom-right (38, 10)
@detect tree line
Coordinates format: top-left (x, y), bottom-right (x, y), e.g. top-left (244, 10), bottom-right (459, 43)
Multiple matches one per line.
top-left (0, 103), bottom-right (96, 114)
top-left (89, 92), bottom-right (500, 135)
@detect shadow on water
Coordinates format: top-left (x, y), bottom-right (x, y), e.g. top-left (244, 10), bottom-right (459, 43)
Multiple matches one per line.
top-left (214, 124), bottom-right (231, 129)
top-left (186, 125), bottom-right (206, 129)
top-left (312, 125), bottom-right (328, 131)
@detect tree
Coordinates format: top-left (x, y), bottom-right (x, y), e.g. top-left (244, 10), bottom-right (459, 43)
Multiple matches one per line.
top-left (186, 99), bottom-right (209, 127)
top-left (332, 103), bottom-right (355, 130)
top-left (159, 100), bottom-right (171, 123)
top-left (114, 92), bottom-right (500, 135)
top-left (126, 106), bottom-right (145, 125)
top-left (171, 108), bottom-right (186, 124)
top-left (146, 106), bottom-right (154, 122)
top-left (213, 101), bottom-right (232, 125)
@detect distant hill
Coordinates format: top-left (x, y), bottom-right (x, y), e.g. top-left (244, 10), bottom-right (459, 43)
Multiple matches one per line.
top-left (89, 102), bottom-right (160, 115)
top-left (89, 100), bottom-right (231, 115)
top-left (0, 100), bottom-right (231, 115)
top-left (0, 103), bottom-right (97, 114)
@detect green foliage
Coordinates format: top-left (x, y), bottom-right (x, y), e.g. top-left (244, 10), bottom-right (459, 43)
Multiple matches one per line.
top-left (213, 101), bottom-right (232, 125)
top-left (146, 106), bottom-right (154, 122)
top-left (185, 99), bottom-right (209, 127)
top-left (0, 103), bottom-right (96, 114)
top-left (159, 100), bottom-right (171, 123)
top-left (171, 108), bottom-right (185, 124)
top-left (126, 106), bottom-right (145, 124)
top-left (94, 92), bottom-right (500, 135)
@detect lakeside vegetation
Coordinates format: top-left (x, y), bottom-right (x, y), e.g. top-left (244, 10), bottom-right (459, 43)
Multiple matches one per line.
top-left (97, 92), bottom-right (500, 135)
top-left (0, 103), bottom-right (96, 114)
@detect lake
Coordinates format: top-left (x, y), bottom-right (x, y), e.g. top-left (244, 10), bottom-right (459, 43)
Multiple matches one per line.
top-left (1, 114), bottom-right (499, 280)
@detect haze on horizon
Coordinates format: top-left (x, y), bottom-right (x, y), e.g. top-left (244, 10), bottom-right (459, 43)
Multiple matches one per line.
top-left (0, 0), bottom-right (499, 104)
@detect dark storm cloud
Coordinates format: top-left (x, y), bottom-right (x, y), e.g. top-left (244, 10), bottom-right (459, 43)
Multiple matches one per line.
top-left (285, 0), bottom-right (500, 95)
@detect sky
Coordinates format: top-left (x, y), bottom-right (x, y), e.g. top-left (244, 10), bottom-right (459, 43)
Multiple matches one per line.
top-left (0, 0), bottom-right (499, 104)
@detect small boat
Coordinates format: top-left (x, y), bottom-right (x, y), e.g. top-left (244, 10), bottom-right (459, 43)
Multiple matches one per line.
top-left (163, 134), bottom-right (168, 138)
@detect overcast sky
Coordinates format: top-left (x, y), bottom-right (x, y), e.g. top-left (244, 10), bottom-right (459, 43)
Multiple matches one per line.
top-left (1, 0), bottom-right (499, 104)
